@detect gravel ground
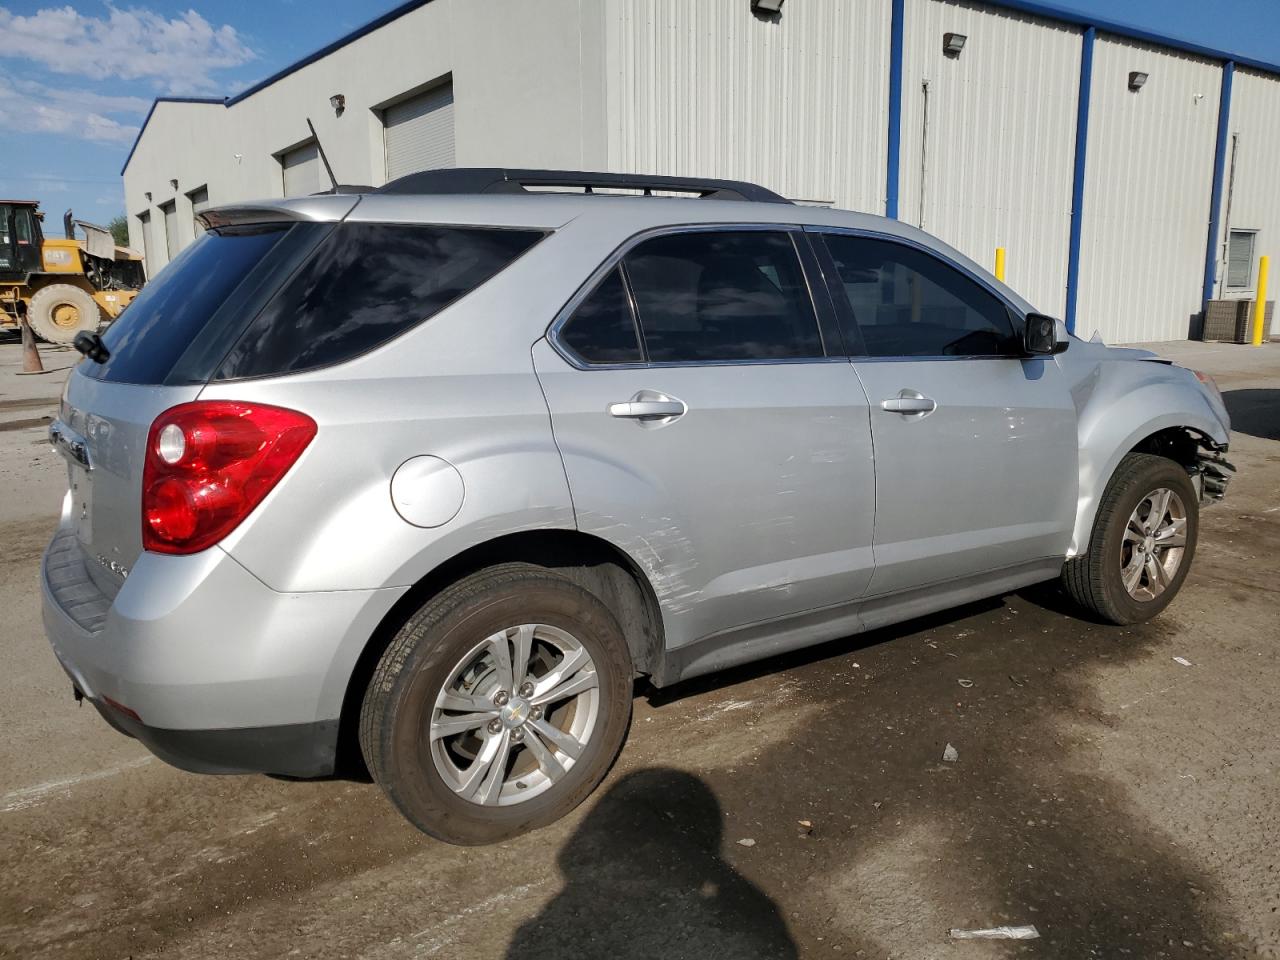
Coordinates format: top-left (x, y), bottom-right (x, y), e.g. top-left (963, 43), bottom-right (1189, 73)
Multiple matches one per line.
top-left (0, 339), bottom-right (1276, 959)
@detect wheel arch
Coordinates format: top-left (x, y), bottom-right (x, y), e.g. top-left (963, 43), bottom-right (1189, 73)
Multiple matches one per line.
top-left (333, 528), bottom-right (665, 775)
top-left (1071, 411), bottom-right (1227, 556)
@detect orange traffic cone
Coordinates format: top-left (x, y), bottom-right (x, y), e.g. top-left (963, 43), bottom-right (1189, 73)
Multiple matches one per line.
top-left (16, 318), bottom-right (50, 376)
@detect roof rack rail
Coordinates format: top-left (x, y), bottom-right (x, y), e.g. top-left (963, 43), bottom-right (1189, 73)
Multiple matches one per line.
top-left (374, 168), bottom-right (791, 204)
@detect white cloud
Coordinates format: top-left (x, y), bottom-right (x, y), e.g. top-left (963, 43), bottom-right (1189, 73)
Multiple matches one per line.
top-left (0, 71), bottom-right (147, 144)
top-left (0, 5), bottom-right (255, 94)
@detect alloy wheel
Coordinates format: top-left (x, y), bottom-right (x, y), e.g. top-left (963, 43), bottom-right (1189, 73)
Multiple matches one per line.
top-left (1120, 487), bottom-right (1188, 601)
top-left (429, 623), bottom-right (600, 806)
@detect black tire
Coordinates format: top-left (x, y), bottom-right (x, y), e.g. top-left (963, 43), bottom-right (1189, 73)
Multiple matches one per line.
top-left (1062, 453), bottom-right (1199, 624)
top-left (27, 283), bottom-right (101, 344)
top-left (359, 563), bottom-right (633, 845)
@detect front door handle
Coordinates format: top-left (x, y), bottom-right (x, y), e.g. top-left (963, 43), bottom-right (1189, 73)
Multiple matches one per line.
top-left (608, 398), bottom-right (687, 419)
top-left (880, 390), bottom-right (937, 415)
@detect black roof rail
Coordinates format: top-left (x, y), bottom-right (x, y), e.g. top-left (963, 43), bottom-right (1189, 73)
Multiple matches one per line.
top-left (374, 168), bottom-right (791, 204)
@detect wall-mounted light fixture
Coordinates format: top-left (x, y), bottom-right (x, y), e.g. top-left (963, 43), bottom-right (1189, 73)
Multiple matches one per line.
top-left (330, 93), bottom-right (346, 116)
top-left (144, 191), bottom-right (152, 202)
top-left (943, 32), bottom-right (967, 57)
top-left (1128, 71), bottom-right (1149, 91)
top-left (751, 0), bottom-right (784, 15)
top-left (168, 178), bottom-right (178, 191)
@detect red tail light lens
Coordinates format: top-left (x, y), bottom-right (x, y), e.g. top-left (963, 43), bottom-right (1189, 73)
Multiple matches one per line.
top-left (142, 401), bottom-right (316, 555)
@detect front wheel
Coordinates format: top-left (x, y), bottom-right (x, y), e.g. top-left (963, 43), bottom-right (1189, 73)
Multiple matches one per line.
top-left (359, 563), bottom-right (633, 845)
top-left (1062, 453), bottom-right (1199, 624)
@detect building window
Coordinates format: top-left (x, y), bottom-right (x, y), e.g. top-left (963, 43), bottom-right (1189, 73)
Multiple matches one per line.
top-left (1226, 230), bottom-right (1257, 290)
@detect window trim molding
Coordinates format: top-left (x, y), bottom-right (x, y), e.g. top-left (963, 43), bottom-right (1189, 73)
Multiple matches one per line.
top-left (546, 222), bottom-right (839, 371)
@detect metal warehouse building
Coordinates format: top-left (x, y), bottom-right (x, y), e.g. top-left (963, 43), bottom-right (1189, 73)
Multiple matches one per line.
top-left (121, 0), bottom-right (1280, 344)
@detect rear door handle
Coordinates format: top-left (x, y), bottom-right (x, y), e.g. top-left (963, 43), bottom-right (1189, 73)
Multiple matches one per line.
top-left (880, 391), bottom-right (937, 415)
top-left (608, 399), bottom-right (687, 419)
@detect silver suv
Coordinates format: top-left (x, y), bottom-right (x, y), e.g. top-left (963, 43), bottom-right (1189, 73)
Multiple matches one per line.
top-left (43, 169), bottom-right (1234, 844)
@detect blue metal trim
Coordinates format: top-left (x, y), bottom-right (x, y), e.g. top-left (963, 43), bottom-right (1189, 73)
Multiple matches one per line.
top-left (978, 0), bottom-right (1280, 76)
top-left (1064, 26), bottom-right (1095, 335)
top-left (885, 0), bottom-right (905, 219)
top-left (120, 97), bottom-right (225, 176)
top-left (1203, 61), bottom-right (1235, 306)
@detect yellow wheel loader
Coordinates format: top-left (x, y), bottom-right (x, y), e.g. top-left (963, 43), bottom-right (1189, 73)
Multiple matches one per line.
top-left (1, 201), bottom-right (145, 344)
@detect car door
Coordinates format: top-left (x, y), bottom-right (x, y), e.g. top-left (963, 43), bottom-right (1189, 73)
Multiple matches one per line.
top-left (533, 226), bottom-right (876, 653)
top-left (812, 230), bottom-right (1078, 598)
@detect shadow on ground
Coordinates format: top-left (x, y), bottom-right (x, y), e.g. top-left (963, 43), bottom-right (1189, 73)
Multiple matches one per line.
top-left (506, 769), bottom-right (797, 958)
top-left (1223, 389), bottom-right (1279, 440)
top-left (519, 580), bottom-right (1251, 957)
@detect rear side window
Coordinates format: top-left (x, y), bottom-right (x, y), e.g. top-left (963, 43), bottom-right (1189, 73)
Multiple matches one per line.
top-left (558, 267), bottom-right (644, 364)
top-left (216, 223), bottom-right (543, 379)
top-left (86, 225), bottom-right (290, 384)
top-left (623, 231), bottom-right (823, 363)
top-left (821, 234), bottom-right (1017, 358)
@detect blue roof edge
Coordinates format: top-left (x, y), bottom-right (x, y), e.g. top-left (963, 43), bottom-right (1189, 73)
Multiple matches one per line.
top-left (982, 0), bottom-right (1280, 74)
top-left (121, 0), bottom-right (1280, 178)
top-left (120, 0), bottom-right (435, 176)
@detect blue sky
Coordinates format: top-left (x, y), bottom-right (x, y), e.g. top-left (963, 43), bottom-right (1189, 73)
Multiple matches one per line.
top-left (2, 0), bottom-right (1278, 229)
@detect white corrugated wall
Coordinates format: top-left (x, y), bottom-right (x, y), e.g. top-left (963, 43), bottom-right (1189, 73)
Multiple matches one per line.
top-left (899, 0), bottom-right (1081, 316)
top-left (604, 0), bottom-right (891, 213)
top-left (1075, 38), bottom-right (1221, 343)
top-left (1216, 68), bottom-right (1280, 334)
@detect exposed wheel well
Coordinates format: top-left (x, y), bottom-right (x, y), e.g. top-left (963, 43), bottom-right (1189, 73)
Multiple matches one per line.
top-left (334, 529), bottom-right (664, 776)
top-left (1127, 425), bottom-right (1218, 471)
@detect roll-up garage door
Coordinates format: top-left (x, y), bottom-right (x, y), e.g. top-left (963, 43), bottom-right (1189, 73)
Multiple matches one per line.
top-left (189, 186), bottom-right (210, 235)
top-left (281, 142), bottom-right (323, 197)
top-left (161, 201), bottom-right (179, 260)
top-left (383, 83), bottom-right (455, 180)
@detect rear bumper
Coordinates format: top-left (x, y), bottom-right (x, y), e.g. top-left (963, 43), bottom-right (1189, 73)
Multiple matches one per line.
top-left (87, 695), bottom-right (338, 777)
top-left (41, 525), bottom-right (406, 777)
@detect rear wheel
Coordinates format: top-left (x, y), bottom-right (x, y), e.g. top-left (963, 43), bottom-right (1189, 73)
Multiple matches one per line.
top-left (1063, 453), bottom-right (1198, 624)
top-left (27, 283), bottom-right (100, 344)
top-left (359, 563), bottom-right (633, 845)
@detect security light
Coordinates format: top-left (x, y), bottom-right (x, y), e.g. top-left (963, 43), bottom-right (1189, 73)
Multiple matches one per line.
top-left (1129, 71), bottom-right (1148, 91)
top-left (943, 32), bottom-right (967, 57)
top-left (169, 178), bottom-right (178, 190)
top-left (329, 93), bottom-right (346, 115)
top-left (751, 0), bottom-right (784, 14)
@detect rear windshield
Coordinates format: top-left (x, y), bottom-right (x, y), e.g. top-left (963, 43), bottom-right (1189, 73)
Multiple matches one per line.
top-left (81, 220), bottom-right (544, 385)
top-left (215, 223), bottom-right (544, 379)
top-left (82, 225), bottom-right (290, 384)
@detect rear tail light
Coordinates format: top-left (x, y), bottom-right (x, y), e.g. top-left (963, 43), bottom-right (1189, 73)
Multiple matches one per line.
top-left (142, 401), bottom-right (316, 555)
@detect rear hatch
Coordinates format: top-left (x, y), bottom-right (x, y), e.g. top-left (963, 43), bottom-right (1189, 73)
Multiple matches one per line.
top-left (56, 207), bottom-right (341, 600)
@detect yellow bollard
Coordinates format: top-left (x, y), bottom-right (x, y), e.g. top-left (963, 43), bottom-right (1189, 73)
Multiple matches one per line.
top-left (1251, 255), bottom-right (1270, 346)
top-left (995, 247), bottom-right (1006, 283)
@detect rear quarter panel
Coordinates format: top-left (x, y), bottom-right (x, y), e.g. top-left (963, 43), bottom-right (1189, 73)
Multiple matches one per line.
top-left (200, 228), bottom-right (600, 594)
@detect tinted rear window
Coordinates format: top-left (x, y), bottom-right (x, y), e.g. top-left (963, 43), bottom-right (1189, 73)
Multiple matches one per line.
top-left (84, 225), bottom-right (289, 384)
top-left (215, 223), bottom-right (544, 379)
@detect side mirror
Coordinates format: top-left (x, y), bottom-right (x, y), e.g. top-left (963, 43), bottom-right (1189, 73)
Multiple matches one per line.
top-left (1023, 313), bottom-right (1067, 355)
